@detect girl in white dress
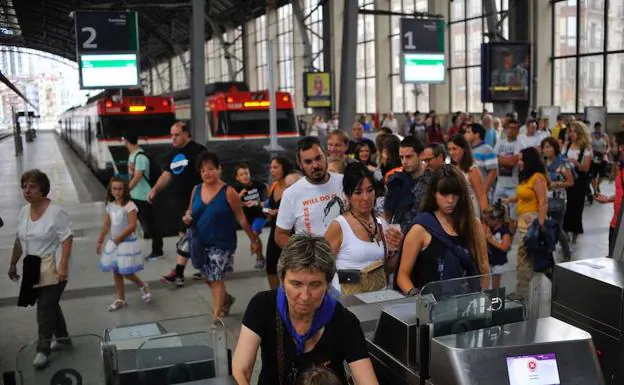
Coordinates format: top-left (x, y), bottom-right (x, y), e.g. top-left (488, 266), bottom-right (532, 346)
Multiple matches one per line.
top-left (97, 177), bottom-right (151, 311)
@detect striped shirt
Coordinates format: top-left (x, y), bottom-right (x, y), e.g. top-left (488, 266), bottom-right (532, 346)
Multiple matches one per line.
top-left (472, 141), bottom-right (498, 182)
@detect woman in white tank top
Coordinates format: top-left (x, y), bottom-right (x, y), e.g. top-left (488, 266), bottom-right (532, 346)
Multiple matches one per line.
top-left (325, 163), bottom-right (388, 294)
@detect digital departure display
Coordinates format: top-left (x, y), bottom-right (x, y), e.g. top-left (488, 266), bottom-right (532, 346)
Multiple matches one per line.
top-left (506, 353), bottom-right (561, 385)
top-left (79, 53), bottom-right (139, 89)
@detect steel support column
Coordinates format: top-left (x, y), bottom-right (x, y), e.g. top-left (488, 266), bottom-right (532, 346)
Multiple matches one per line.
top-left (338, 0), bottom-right (358, 137)
top-left (191, 0), bottom-right (206, 144)
top-left (482, 0), bottom-right (501, 41)
top-left (292, 0), bottom-right (314, 70)
top-left (205, 15), bottom-right (235, 80)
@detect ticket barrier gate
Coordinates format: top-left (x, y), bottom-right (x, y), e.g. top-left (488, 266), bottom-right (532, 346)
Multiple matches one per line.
top-left (342, 271), bottom-right (605, 385)
top-left (552, 257), bottom-right (624, 385)
top-left (2, 315), bottom-right (237, 385)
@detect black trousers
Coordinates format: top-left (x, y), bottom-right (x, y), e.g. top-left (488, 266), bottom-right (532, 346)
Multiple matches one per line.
top-left (37, 281), bottom-right (68, 354)
top-left (133, 199), bottom-right (164, 256)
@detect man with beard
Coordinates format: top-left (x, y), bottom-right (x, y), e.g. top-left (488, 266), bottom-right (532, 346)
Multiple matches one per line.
top-left (275, 136), bottom-right (346, 249)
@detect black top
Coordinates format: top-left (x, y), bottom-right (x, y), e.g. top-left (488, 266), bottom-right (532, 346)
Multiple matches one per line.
top-left (165, 141), bottom-right (206, 202)
top-left (234, 180), bottom-right (267, 223)
top-left (488, 225), bottom-right (510, 266)
top-left (242, 289), bottom-right (370, 385)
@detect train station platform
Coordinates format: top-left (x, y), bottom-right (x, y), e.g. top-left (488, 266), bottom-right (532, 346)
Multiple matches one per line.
top-left (0, 131), bottom-right (617, 383)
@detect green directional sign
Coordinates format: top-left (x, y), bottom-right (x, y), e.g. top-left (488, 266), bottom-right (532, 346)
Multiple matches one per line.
top-left (79, 54), bottom-right (139, 89)
top-left (401, 53), bottom-right (446, 84)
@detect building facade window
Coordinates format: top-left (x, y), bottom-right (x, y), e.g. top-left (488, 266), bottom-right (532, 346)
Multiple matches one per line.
top-left (448, 0), bottom-right (509, 113)
top-left (389, 0), bottom-right (430, 114)
top-left (553, 0), bottom-right (624, 113)
top-left (304, 0), bottom-right (324, 71)
top-left (206, 39), bottom-right (218, 84)
top-left (357, 0), bottom-right (376, 114)
top-left (278, 4), bottom-right (295, 95)
top-left (256, 15), bottom-right (268, 90)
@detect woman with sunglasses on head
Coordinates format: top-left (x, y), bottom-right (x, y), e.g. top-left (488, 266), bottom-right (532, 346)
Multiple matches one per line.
top-left (325, 163), bottom-right (396, 296)
top-left (232, 235), bottom-right (379, 385)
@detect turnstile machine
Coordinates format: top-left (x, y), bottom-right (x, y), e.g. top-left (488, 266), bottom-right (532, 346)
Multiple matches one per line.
top-left (552, 257), bottom-right (624, 384)
top-left (2, 315), bottom-right (236, 385)
top-left (343, 272), bottom-right (605, 385)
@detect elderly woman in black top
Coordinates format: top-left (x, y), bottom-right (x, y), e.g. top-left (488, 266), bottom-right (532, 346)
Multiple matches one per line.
top-left (232, 235), bottom-right (378, 385)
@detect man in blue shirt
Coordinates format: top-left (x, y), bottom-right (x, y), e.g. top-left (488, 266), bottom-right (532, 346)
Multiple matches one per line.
top-left (465, 123), bottom-right (498, 198)
top-left (483, 114), bottom-right (498, 148)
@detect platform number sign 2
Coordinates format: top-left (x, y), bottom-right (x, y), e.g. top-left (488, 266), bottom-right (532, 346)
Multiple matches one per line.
top-left (74, 11), bottom-right (139, 53)
top-left (81, 27), bottom-right (97, 49)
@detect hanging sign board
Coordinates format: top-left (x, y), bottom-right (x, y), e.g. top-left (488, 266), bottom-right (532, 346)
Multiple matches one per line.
top-left (74, 11), bottom-right (140, 89)
top-left (399, 18), bottom-right (446, 84)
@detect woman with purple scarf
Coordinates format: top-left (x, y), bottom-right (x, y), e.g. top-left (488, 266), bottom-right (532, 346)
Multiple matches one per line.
top-left (232, 235), bottom-right (379, 385)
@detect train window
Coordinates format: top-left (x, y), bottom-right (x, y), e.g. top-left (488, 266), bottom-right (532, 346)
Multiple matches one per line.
top-left (215, 110), bottom-right (296, 136)
top-left (100, 114), bottom-right (176, 139)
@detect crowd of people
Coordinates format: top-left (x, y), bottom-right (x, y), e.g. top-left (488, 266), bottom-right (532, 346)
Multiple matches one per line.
top-left (7, 113), bottom-right (624, 384)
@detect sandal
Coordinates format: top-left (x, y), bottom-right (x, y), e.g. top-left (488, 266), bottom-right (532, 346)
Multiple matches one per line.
top-left (219, 293), bottom-right (236, 317)
top-left (108, 299), bottom-right (127, 312)
top-left (140, 284), bottom-right (152, 303)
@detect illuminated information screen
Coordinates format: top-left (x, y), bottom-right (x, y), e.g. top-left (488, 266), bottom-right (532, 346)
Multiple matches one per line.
top-left (402, 53), bottom-right (445, 84)
top-left (506, 353), bottom-right (561, 385)
top-left (79, 54), bottom-right (139, 89)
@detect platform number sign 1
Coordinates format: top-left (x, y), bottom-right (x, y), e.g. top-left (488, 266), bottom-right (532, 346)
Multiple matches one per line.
top-left (74, 10), bottom-right (140, 89)
top-left (399, 18), bottom-right (446, 84)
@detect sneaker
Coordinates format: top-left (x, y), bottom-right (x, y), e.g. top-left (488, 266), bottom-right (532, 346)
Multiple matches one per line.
top-left (145, 253), bottom-right (164, 262)
top-left (50, 339), bottom-right (72, 351)
top-left (140, 284), bottom-right (152, 303)
top-left (161, 270), bottom-right (184, 287)
top-left (192, 272), bottom-right (204, 281)
top-left (254, 258), bottom-right (266, 270)
top-left (32, 353), bottom-right (48, 369)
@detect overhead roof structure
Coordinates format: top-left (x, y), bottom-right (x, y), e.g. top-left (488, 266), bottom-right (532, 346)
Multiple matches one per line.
top-left (0, 0), bottom-right (290, 68)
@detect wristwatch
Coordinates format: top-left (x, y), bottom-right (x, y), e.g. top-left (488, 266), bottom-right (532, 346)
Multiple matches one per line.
top-left (406, 288), bottom-right (419, 297)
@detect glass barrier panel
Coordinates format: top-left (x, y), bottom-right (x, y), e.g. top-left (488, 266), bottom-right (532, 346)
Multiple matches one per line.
top-left (136, 327), bottom-right (229, 385)
top-left (419, 271), bottom-right (542, 338)
top-left (15, 335), bottom-right (105, 385)
top-left (153, 315), bottom-right (229, 377)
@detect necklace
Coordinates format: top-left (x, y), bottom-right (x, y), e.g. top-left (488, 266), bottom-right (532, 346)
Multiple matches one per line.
top-left (350, 211), bottom-right (379, 244)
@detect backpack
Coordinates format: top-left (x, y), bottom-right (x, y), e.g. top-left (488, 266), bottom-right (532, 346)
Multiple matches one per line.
top-left (134, 151), bottom-right (162, 187)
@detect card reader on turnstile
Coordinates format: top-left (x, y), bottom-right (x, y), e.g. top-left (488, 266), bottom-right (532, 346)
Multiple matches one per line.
top-left (343, 272), bottom-right (605, 385)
